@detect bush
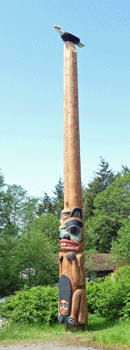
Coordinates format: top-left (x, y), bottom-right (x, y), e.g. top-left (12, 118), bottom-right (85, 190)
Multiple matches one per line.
top-left (1, 266), bottom-right (130, 325)
top-left (0, 285), bottom-right (58, 325)
top-left (86, 266), bottom-right (130, 320)
top-left (122, 292), bottom-right (130, 318)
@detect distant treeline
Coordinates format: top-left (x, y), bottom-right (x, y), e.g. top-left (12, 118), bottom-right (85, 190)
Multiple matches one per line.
top-left (0, 157), bottom-right (130, 296)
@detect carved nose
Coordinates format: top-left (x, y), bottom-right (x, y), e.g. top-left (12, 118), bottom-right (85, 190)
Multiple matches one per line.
top-left (63, 233), bottom-right (70, 240)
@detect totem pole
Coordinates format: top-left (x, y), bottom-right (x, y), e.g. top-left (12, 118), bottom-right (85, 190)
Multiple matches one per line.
top-left (58, 41), bottom-right (88, 330)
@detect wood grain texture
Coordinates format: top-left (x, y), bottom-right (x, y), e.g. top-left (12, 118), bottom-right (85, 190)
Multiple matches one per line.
top-left (58, 42), bottom-right (87, 328)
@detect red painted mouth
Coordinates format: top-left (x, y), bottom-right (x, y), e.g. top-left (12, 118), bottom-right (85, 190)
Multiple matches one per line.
top-left (60, 239), bottom-right (79, 250)
top-left (61, 309), bottom-right (67, 315)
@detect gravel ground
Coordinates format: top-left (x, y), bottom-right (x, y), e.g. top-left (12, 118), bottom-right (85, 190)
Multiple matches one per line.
top-left (0, 342), bottom-right (106, 350)
top-left (0, 319), bottom-right (105, 350)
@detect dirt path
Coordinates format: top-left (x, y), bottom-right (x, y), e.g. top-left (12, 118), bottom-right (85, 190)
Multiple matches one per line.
top-left (0, 341), bottom-right (105, 350)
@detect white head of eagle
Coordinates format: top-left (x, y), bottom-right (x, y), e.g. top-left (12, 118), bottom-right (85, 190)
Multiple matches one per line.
top-left (54, 25), bottom-right (64, 36)
top-left (54, 25), bottom-right (85, 48)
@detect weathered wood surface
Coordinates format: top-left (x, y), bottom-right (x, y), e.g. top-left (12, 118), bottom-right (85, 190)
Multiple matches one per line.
top-left (58, 42), bottom-right (87, 329)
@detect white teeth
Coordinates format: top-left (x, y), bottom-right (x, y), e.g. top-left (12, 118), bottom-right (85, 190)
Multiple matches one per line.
top-left (61, 243), bottom-right (66, 246)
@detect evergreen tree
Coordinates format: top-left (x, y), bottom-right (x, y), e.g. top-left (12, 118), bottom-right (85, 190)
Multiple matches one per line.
top-left (52, 177), bottom-right (64, 217)
top-left (85, 173), bottom-right (130, 253)
top-left (37, 178), bottom-right (64, 218)
top-left (83, 157), bottom-right (116, 220)
top-left (37, 192), bottom-right (54, 216)
top-left (111, 218), bottom-right (130, 263)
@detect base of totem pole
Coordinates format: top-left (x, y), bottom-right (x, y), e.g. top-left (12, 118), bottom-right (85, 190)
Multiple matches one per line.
top-left (66, 324), bottom-right (87, 333)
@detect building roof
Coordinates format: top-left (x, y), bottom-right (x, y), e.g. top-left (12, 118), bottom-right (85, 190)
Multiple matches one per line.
top-left (85, 253), bottom-right (120, 272)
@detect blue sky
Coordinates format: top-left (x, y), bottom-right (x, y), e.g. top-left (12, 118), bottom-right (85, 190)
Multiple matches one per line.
top-left (0, 0), bottom-right (130, 198)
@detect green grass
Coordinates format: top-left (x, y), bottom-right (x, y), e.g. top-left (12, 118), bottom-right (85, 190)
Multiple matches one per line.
top-left (0, 322), bottom-right (67, 344)
top-left (85, 315), bottom-right (130, 349)
top-left (0, 316), bottom-right (130, 349)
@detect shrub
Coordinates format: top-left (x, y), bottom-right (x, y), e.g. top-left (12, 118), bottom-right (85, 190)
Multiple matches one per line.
top-left (1, 266), bottom-right (130, 325)
top-left (122, 292), bottom-right (130, 318)
top-left (0, 285), bottom-right (58, 324)
top-left (86, 266), bottom-right (130, 320)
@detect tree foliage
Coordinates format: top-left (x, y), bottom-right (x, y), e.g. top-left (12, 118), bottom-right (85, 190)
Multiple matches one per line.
top-left (1, 161), bottom-right (130, 297)
top-left (38, 192), bottom-right (54, 216)
top-left (0, 213), bottom-right (59, 296)
top-left (37, 178), bottom-right (64, 218)
top-left (0, 232), bottom-right (24, 296)
top-left (52, 177), bottom-right (64, 217)
top-left (0, 174), bottom-right (39, 236)
top-left (111, 218), bottom-right (130, 263)
top-left (17, 215), bottom-right (59, 287)
top-left (83, 157), bottom-right (116, 220)
top-left (0, 171), bottom-right (60, 296)
top-left (85, 173), bottom-right (130, 252)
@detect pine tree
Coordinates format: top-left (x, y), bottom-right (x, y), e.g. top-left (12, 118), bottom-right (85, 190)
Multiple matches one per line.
top-left (83, 157), bottom-right (116, 220)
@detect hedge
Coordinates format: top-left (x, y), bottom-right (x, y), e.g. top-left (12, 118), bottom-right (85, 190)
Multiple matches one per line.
top-left (1, 266), bottom-right (130, 324)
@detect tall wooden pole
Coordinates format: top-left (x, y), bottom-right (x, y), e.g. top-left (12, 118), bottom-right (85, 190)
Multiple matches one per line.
top-left (64, 42), bottom-right (82, 212)
top-left (58, 41), bottom-right (87, 331)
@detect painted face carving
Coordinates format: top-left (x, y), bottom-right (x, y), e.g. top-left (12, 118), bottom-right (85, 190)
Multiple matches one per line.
top-left (59, 208), bottom-right (84, 252)
top-left (60, 300), bottom-right (69, 315)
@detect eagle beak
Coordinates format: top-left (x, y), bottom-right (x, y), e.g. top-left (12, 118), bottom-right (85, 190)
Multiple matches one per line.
top-left (54, 25), bottom-right (57, 29)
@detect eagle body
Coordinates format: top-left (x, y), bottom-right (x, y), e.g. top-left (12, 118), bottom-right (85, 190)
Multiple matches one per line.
top-left (61, 32), bottom-right (80, 45)
top-left (54, 25), bottom-right (85, 48)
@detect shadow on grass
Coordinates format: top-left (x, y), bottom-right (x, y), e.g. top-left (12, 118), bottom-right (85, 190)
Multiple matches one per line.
top-left (88, 315), bottom-right (116, 332)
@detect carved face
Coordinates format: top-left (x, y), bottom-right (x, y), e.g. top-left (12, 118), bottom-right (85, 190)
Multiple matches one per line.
top-left (59, 208), bottom-right (84, 253)
top-left (60, 300), bottom-right (69, 316)
top-left (59, 275), bottom-right (71, 320)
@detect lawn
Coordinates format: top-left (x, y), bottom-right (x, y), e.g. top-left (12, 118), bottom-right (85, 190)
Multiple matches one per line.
top-left (0, 315), bottom-right (130, 349)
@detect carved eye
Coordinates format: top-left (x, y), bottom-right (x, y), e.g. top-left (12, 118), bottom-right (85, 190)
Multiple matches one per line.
top-left (62, 213), bottom-right (68, 219)
top-left (64, 304), bottom-right (68, 310)
top-left (68, 226), bottom-right (78, 235)
top-left (60, 303), bottom-right (63, 309)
